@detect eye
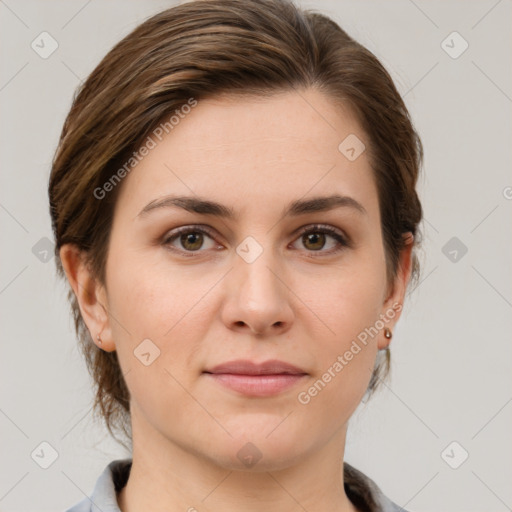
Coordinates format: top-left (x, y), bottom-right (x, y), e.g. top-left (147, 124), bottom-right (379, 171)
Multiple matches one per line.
top-left (291, 224), bottom-right (349, 256)
top-left (162, 223), bottom-right (350, 257)
top-left (162, 225), bottom-right (219, 255)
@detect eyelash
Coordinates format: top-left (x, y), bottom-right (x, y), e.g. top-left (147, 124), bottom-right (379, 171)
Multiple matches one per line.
top-left (162, 224), bottom-right (350, 258)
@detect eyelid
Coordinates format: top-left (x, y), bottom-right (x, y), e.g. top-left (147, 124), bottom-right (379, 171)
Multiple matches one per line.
top-left (294, 223), bottom-right (347, 241)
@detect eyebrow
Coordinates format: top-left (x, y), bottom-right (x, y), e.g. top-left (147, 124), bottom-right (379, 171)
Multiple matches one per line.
top-left (137, 193), bottom-right (367, 220)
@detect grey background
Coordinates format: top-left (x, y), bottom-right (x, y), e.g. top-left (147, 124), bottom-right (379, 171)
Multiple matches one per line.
top-left (1, 1), bottom-right (511, 511)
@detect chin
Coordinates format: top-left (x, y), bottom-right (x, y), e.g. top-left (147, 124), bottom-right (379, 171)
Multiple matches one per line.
top-left (211, 445), bottom-right (308, 473)
top-left (199, 420), bottom-right (313, 472)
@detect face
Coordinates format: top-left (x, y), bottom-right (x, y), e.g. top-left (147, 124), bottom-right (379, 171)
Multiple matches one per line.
top-left (67, 88), bottom-right (410, 471)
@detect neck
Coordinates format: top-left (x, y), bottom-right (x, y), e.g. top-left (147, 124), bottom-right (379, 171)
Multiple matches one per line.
top-left (117, 408), bottom-right (359, 512)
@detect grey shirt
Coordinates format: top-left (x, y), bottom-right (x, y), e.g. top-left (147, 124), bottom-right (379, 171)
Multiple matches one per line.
top-left (64, 458), bottom-right (408, 512)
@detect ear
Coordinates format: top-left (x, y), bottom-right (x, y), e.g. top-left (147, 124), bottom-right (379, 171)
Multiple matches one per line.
top-left (378, 233), bottom-right (414, 350)
top-left (59, 244), bottom-right (116, 352)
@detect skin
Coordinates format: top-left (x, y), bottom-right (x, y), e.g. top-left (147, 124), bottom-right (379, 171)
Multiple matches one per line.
top-left (61, 87), bottom-right (413, 512)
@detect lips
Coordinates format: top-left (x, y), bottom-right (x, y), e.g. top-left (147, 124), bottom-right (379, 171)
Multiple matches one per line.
top-left (204, 359), bottom-right (307, 376)
top-left (203, 359), bottom-right (308, 397)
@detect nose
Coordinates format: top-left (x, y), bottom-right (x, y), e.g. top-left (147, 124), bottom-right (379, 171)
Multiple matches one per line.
top-left (220, 249), bottom-right (294, 337)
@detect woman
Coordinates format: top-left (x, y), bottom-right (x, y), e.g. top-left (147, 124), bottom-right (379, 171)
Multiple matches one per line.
top-left (50, 0), bottom-right (423, 510)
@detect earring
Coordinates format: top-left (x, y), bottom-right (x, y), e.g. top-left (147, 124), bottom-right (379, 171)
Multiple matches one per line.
top-left (384, 327), bottom-right (392, 340)
top-left (96, 334), bottom-right (103, 346)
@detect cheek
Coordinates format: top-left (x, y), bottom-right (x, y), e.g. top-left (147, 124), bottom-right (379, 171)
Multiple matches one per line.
top-left (107, 244), bottom-right (189, 336)
top-left (309, 255), bottom-right (386, 344)
top-left (298, 257), bottom-right (385, 404)
top-left (105, 259), bottom-right (210, 434)
top-left (295, 284), bottom-right (380, 425)
top-left (106, 249), bottom-right (215, 378)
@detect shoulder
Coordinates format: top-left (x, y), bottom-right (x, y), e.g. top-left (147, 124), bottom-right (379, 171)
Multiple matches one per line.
top-left (63, 459), bottom-right (132, 512)
top-left (344, 462), bottom-right (409, 512)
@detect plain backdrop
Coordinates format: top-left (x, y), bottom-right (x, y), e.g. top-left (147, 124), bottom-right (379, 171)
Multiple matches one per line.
top-left (0, 1), bottom-right (511, 511)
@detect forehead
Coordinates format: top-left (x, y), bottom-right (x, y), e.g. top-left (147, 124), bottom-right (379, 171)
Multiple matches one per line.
top-left (114, 88), bottom-right (378, 221)
top-left (171, 89), bottom-right (363, 157)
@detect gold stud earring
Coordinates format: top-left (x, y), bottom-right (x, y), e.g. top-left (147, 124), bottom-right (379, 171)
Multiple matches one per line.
top-left (384, 327), bottom-right (392, 339)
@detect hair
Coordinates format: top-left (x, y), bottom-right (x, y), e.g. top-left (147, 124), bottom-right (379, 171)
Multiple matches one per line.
top-left (49, 0), bottom-right (423, 450)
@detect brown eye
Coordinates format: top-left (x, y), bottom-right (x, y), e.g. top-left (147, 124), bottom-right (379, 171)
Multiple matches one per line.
top-left (302, 232), bottom-right (326, 251)
top-left (163, 226), bottom-right (218, 254)
top-left (292, 224), bottom-right (349, 256)
top-left (179, 232), bottom-right (204, 251)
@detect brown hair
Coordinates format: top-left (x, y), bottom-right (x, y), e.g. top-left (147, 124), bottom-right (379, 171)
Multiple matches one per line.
top-left (49, 0), bottom-right (423, 447)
